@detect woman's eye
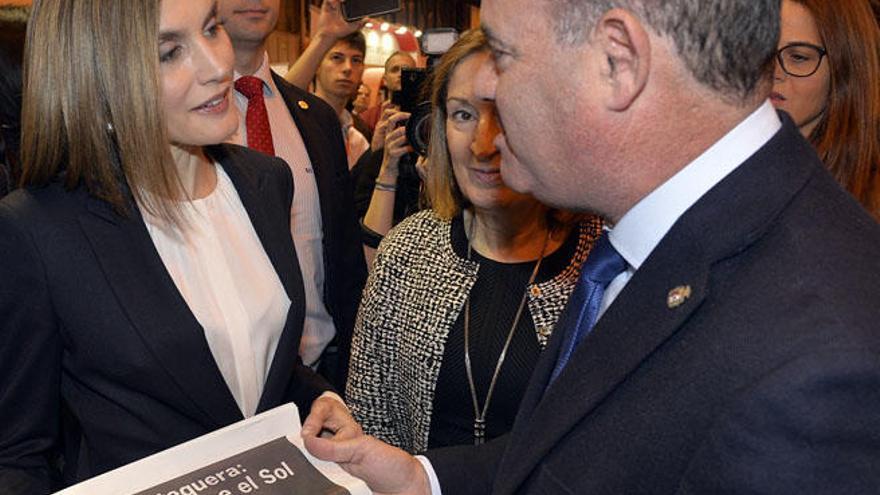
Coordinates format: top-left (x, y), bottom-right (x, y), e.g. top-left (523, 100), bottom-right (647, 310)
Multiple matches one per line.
top-left (160, 46), bottom-right (181, 63)
top-left (451, 109), bottom-right (475, 122)
top-left (206, 22), bottom-right (222, 38)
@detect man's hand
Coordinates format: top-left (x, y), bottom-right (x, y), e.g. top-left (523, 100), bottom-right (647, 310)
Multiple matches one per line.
top-left (302, 395), bottom-right (362, 441)
top-left (315, 0), bottom-right (362, 41)
top-left (303, 433), bottom-right (431, 495)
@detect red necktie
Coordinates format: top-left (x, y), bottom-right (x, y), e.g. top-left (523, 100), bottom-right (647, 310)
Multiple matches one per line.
top-left (235, 76), bottom-right (275, 156)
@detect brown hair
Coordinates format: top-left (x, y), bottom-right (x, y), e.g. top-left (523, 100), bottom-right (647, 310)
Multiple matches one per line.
top-left (338, 31), bottom-right (367, 57)
top-left (21, 0), bottom-right (182, 223)
top-left (796, 0), bottom-right (880, 218)
top-left (424, 29), bottom-right (489, 219)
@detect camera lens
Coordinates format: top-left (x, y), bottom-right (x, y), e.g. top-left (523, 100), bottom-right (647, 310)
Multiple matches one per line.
top-left (405, 101), bottom-right (433, 157)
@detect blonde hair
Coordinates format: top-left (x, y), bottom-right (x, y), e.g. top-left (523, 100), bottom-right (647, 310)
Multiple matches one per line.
top-left (22, 0), bottom-right (181, 223)
top-left (424, 29), bottom-right (490, 220)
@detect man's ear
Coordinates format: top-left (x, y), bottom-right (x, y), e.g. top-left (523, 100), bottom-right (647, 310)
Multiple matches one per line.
top-left (595, 9), bottom-right (650, 111)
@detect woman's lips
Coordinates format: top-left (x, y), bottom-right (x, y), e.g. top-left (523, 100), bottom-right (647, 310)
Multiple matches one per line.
top-left (192, 90), bottom-right (229, 114)
top-left (471, 168), bottom-right (503, 186)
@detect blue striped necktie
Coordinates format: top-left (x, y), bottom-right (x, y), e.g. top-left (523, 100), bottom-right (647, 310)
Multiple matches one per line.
top-left (548, 232), bottom-right (627, 385)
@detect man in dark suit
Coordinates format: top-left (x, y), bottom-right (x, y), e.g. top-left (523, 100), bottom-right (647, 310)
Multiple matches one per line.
top-left (218, 0), bottom-right (366, 391)
top-left (302, 0), bottom-right (880, 493)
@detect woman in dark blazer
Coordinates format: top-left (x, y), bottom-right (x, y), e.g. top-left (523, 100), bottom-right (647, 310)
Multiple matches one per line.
top-left (0, 0), bottom-right (358, 493)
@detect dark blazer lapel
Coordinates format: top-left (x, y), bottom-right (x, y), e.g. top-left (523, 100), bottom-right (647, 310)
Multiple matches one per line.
top-left (209, 145), bottom-right (307, 412)
top-left (494, 118), bottom-right (820, 494)
top-left (78, 194), bottom-right (242, 429)
top-left (494, 227), bottom-right (710, 494)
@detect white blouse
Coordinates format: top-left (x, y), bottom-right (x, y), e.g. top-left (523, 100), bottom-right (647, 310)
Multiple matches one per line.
top-left (144, 166), bottom-right (291, 418)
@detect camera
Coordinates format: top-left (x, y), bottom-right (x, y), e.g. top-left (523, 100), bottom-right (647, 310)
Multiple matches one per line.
top-left (390, 28), bottom-right (459, 159)
top-left (391, 67), bottom-right (431, 158)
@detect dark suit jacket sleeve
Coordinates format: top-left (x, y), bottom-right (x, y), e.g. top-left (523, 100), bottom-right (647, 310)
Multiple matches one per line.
top-left (352, 149), bottom-right (383, 221)
top-left (286, 357), bottom-right (334, 413)
top-left (425, 435), bottom-right (508, 495)
top-left (0, 198), bottom-right (61, 495)
top-left (677, 347), bottom-right (880, 494)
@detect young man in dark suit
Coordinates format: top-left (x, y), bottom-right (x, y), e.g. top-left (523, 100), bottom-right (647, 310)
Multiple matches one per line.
top-left (303, 0), bottom-right (880, 493)
top-left (218, 0), bottom-right (367, 392)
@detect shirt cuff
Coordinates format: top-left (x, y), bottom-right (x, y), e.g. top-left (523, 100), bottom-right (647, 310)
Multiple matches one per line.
top-left (415, 455), bottom-right (442, 495)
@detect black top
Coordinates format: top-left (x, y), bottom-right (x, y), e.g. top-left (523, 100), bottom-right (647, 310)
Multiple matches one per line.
top-left (428, 214), bottom-right (579, 449)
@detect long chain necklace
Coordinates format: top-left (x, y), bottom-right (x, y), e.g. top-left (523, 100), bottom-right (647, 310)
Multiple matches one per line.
top-left (463, 219), bottom-right (551, 445)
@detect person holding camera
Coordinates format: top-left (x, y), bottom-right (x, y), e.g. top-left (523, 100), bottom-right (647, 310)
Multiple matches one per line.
top-left (354, 103), bottom-right (427, 263)
top-left (345, 29), bottom-right (603, 454)
top-left (358, 107), bottom-right (416, 264)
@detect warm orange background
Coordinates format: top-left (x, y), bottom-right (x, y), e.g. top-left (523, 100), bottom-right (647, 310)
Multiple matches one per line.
top-left (0, 0), bottom-right (31, 5)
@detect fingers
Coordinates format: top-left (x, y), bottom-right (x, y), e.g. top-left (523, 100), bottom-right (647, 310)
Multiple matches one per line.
top-left (303, 432), bottom-right (359, 464)
top-left (304, 434), bottom-right (429, 495)
top-left (386, 111), bottom-right (410, 127)
top-left (384, 128), bottom-right (412, 159)
top-left (302, 397), bottom-right (362, 440)
top-left (302, 397), bottom-right (340, 437)
top-left (319, 0), bottom-right (362, 36)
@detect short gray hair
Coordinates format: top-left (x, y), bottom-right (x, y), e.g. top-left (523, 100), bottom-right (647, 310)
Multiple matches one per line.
top-left (549, 0), bottom-right (780, 102)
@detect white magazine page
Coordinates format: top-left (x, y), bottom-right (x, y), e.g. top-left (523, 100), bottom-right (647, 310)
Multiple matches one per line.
top-left (55, 403), bottom-right (370, 495)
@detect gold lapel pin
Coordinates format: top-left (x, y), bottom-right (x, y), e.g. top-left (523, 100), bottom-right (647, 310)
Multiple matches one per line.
top-left (297, 100), bottom-right (309, 110)
top-left (667, 285), bottom-right (692, 309)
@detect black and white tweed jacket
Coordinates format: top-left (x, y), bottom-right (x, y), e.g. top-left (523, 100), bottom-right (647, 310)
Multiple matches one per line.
top-left (346, 209), bottom-right (602, 453)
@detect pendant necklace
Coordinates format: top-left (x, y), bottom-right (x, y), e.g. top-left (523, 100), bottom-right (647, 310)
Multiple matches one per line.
top-left (463, 218), bottom-right (551, 445)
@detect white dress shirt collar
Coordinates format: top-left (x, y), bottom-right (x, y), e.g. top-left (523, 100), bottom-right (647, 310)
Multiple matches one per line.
top-left (234, 52), bottom-right (277, 96)
top-left (608, 100), bottom-right (782, 271)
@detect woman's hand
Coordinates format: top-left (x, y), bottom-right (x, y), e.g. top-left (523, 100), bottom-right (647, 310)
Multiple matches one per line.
top-left (378, 111), bottom-right (413, 182)
top-left (371, 103), bottom-right (399, 150)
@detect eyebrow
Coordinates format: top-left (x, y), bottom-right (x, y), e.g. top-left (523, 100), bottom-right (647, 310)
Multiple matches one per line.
top-left (159, 1), bottom-right (218, 43)
top-left (481, 23), bottom-right (514, 54)
top-left (446, 96), bottom-right (473, 106)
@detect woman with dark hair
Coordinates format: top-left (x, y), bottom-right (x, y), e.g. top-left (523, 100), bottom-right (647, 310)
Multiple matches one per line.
top-left (771, 0), bottom-right (880, 218)
top-left (0, 0), bottom-right (357, 491)
top-left (346, 29), bottom-right (603, 454)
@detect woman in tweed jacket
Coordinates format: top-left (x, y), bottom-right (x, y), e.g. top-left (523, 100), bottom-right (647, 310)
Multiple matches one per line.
top-left (346, 30), bottom-right (603, 454)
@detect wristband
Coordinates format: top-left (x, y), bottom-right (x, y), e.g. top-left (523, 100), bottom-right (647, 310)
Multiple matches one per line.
top-left (374, 180), bottom-right (397, 192)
